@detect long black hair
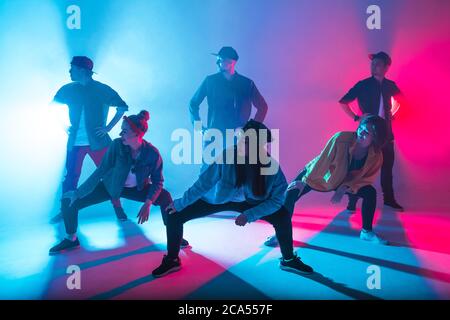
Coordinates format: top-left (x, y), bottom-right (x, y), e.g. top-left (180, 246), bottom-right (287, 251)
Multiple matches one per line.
top-left (235, 119), bottom-right (273, 197)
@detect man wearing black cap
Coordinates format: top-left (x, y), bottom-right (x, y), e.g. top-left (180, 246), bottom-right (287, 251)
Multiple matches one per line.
top-left (189, 46), bottom-right (268, 151)
top-left (339, 51), bottom-right (405, 211)
top-left (50, 56), bottom-right (129, 223)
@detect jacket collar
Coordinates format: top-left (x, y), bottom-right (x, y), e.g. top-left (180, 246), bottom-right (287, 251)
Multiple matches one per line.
top-left (119, 139), bottom-right (153, 163)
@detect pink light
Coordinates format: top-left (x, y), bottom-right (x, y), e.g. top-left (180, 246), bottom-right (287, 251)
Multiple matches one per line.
top-left (391, 96), bottom-right (400, 116)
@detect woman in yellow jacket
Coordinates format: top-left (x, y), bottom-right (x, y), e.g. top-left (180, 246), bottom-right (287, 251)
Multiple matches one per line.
top-left (265, 115), bottom-right (389, 246)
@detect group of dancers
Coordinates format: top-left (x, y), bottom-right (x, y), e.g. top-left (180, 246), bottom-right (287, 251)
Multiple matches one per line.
top-left (49, 47), bottom-right (405, 277)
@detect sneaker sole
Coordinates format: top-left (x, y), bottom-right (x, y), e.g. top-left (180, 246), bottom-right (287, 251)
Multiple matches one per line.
top-left (152, 265), bottom-right (181, 278)
top-left (49, 245), bottom-right (80, 256)
top-left (264, 239), bottom-right (279, 247)
top-left (360, 238), bottom-right (389, 245)
top-left (279, 264), bottom-right (313, 275)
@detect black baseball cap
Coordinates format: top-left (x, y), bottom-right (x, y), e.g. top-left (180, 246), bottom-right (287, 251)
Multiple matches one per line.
top-left (368, 51), bottom-right (392, 66)
top-left (71, 56), bottom-right (94, 71)
top-left (212, 46), bottom-right (239, 61)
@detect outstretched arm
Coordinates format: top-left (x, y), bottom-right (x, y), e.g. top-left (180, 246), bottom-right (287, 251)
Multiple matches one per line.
top-left (173, 162), bottom-right (221, 212)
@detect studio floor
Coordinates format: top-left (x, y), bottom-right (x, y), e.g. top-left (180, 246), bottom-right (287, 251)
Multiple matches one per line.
top-left (1, 201), bottom-right (449, 300)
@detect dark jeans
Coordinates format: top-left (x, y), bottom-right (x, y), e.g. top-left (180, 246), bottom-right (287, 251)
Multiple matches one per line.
top-left (166, 200), bottom-right (295, 260)
top-left (62, 146), bottom-right (108, 193)
top-left (380, 141), bottom-right (396, 202)
top-left (285, 169), bottom-right (376, 231)
top-left (62, 182), bottom-right (173, 234)
top-left (348, 141), bottom-right (396, 207)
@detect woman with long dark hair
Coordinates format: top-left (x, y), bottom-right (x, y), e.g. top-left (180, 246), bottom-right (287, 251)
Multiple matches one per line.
top-left (49, 110), bottom-right (188, 254)
top-left (151, 119), bottom-right (314, 277)
top-left (264, 115), bottom-right (390, 247)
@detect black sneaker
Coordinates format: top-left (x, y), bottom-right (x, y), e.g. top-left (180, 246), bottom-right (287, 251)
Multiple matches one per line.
top-left (49, 213), bottom-right (63, 224)
top-left (345, 200), bottom-right (356, 214)
top-left (346, 197), bottom-right (358, 211)
top-left (384, 200), bottom-right (404, 212)
top-left (152, 255), bottom-right (181, 278)
top-left (180, 238), bottom-right (190, 248)
top-left (113, 206), bottom-right (128, 221)
top-left (49, 238), bottom-right (80, 255)
top-left (279, 255), bottom-right (314, 275)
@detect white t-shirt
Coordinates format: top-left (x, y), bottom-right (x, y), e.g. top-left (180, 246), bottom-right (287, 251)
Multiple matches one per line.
top-left (74, 108), bottom-right (90, 146)
top-left (124, 170), bottom-right (137, 188)
top-left (378, 93), bottom-right (385, 119)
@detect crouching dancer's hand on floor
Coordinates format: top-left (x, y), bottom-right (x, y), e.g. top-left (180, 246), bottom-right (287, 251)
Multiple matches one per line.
top-left (235, 213), bottom-right (248, 226)
top-left (137, 200), bottom-right (152, 224)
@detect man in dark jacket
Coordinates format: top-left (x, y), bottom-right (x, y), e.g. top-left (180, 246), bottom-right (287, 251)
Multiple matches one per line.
top-left (339, 51), bottom-right (405, 211)
top-left (189, 47), bottom-right (269, 168)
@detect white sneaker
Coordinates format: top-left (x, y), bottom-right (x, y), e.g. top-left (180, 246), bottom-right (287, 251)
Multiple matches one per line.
top-left (264, 235), bottom-right (279, 247)
top-left (360, 230), bottom-right (388, 245)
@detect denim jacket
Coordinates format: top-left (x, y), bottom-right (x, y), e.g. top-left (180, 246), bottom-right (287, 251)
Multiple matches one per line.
top-left (173, 149), bottom-right (288, 222)
top-left (76, 138), bottom-right (164, 201)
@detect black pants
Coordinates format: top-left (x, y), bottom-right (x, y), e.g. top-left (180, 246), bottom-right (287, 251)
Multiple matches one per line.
top-left (285, 169), bottom-right (377, 231)
top-left (348, 141), bottom-right (396, 207)
top-left (63, 182), bottom-right (173, 234)
top-left (166, 200), bottom-right (295, 260)
top-left (380, 141), bottom-right (396, 202)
